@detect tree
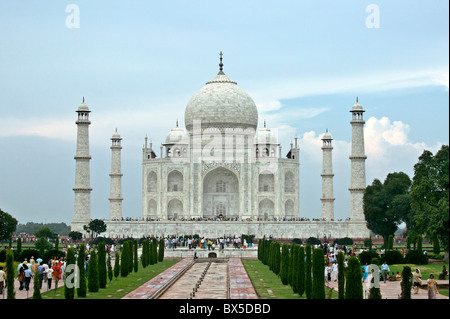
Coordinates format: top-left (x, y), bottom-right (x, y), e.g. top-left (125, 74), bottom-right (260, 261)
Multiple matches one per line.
top-left (98, 242), bottom-right (107, 288)
top-left (107, 253), bottom-right (113, 283)
top-left (158, 238), bottom-right (165, 262)
top-left (400, 266), bottom-right (412, 299)
top-left (32, 270), bottom-right (42, 299)
top-left (297, 246), bottom-right (305, 297)
top-left (114, 251), bottom-right (120, 279)
top-left (87, 249), bottom-right (99, 292)
top-left (152, 238), bottom-right (158, 265)
top-left (16, 237), bottom-right (22, 254)
top-left (364, 172), bottom-right (411, 249)
top-left (0, 209), bottom-right (18, 242)
top-left (34, 226), bottom-right (56, 239)
top-left (64, 247), bottom-right (76, 299)
top-left (337, 252), bottom-right (345, 299)
top-left (83, 219), bottom-right (107, 239)
top-left (411, 145), bottom-right (449, 259)
top-left (280, 244), bottom-right (290, 285)
top-left (345, 257), bottom-right (363, 299)
top-left (305, 245), bottom-right (312, 299)
top-left (6, 249), bottom-right (15, 299)
top-left (133, 240), bottom-right (139, 273)
top-left (68, 231), bottom-right (83, 242)
top-left (312, 248), bottom-right (325, 299)
top-left (77, 244), bottom-right (87, 297)
top-left (121, 242), bottom-right (129, 277)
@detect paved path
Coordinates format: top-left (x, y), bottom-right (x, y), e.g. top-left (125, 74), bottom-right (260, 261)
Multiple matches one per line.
top-left (326, 278), bottom-right (449, 299)
top-left (0, 275), bottom-right (60, 300)
top-left (123, 258), bottom-right (258, 299)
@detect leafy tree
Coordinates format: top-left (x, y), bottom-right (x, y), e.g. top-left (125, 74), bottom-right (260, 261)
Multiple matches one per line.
top-left (0, 209), bottom-right (18, 241)
top-left (410, 145), bottom-right (449, 259)
top-left (305, 245), bottom-right (312, 299)
top-left (312, 248), bottom-right (325, 299)
top-left (87, 249), bottom-right (99, 292)
top-left (280, 243), bottom-right (290, 285)
top-left (83, 219), bottom-right (107, 239)
top-left (364, 172), bottom-right (411, 249)
top-left (34, 226), bottom-right (56, 239)
top-left (98, 242), bottom-right (107, 288)
top-left (6, 249), bottom-right (15, 299)
top-left (345, 257), bottom-right (363, 299)
top-left (64, 247), bottom-right (76, 299)
top-left (77, 244), bottom-right (87, 297)
top-left (69, 231), bottom-right (83, 242)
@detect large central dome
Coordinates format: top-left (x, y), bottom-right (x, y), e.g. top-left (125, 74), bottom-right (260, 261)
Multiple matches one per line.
top-left (184, 56), bottom-right (258, 131)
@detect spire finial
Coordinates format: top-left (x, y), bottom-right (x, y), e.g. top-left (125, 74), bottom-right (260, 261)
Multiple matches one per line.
top-left (356, 96), bottom-right (359, 103)
top-left (264, 119), bottom-right (266, 128)
top-left (83, 96), bottom-right (85, 103)
top-left (219, 51), bottom-right (224, 73)
top-left (176, 119), bottom-right (179, 127)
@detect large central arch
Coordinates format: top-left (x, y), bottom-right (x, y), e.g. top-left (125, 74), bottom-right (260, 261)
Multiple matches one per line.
top-left (202, 167), bottom-right (239, 219)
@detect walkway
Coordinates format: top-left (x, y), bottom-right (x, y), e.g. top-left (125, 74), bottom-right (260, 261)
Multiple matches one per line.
top-left (326, 278), bottom-right (449, 299)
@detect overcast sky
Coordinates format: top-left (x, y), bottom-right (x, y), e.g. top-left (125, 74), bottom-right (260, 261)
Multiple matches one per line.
top-left (0, 1), bottom-right (448, 225)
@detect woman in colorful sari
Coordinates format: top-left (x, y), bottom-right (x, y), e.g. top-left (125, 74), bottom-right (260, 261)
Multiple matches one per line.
top-left (427, 274), bottom-right (439, 299)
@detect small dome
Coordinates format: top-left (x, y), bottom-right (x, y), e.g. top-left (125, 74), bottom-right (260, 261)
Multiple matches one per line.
top-left (112, 129), bottom-right (121, 140)
top-left (77, 99), bottom-right (90, 112)
top-left (254, 125), bottom-right (278, 145)
top-left (322, 130), bottom-right (332, 140)
top-left (164, 126), bottom-right (189, 145)
top-left (351, 98), bottom-right (364, 112)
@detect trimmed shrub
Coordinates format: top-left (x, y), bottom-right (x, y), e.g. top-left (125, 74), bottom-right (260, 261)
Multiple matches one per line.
top-left (404, 250), bottom-right (428, 265)
top-left (312, 248), bottom-right (325, 299)
top-left (358, 250), bottom-right (380, 265)
top-left (307, 237), bottom-right (321, 246)
top-left (380, 250), bottom-right (404, 264)
top-left (337, 252), bottom-right (345, 299)
top-left (334, 237), bottom-right (354, 246)
top-left (280, 244), bottom-right (290, 285)
top-left (298, 246), bottom-right (305, 297)
top-left (133, 240), bottom-right (139, 273)
top-left (33, 269), bottom-right (42, 299)
top-left (400, 266), bottom-right (412, 299)
top-left (288, 243), bottom-right (296, 287)
top-left (98, 242), bottom-right (107, 288)
top-left (120, 242), bottom-right (129, 277)
top-left (345, 257), bottom-right (363, 299)
top-left (6, 249), bottom-right (15, 299)
top-left (305, 245), bottom-right (312, 299)
top-left (87, 249), bottom-right (99, 293)
top-left (77, 244), bottom-right (87, 298)
top-left (113, 251), bottom-right (120, 279)
top-left (64, 247), bottom-right (75, 299)
top-left (107, 254), bottom-right (113, 283)
top-left (158, 238), bottom-right (165, 262)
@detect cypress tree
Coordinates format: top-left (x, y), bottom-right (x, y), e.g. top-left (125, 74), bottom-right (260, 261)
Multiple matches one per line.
top-left (114, 251), bottom-right (120, 279)
top-left (298, 246), bottom-right (305, 297)
top-left (400, 266), bottom-right (412, 299)
top-left (6, 249), bottom-right (15, 299)
top-left (33, 269), bottom-right (42, 299)
top-left (141, 239), bottom-right (147, 268)
top-left (107, 253), bottom-right (113, 283)
top-left (121, 242), bottom-right (129, 277)
top-left (291, 244), bottom-right (299, 293)
top-left (64, 247), bottom-right (75, 299)
top-left (77, 244), bottom-right (87, 298)
top-left (17, 237), bottom-right (22, 255)
top-left (337, 251), bottom-right (345, 299)
top-left (388, 234), bottom-right (394, 251)
top-left (280, 244), bottom-right (290, 285)
top-left (312, 248), bottom-right (325, 299)
top-left (152, 238), bottom-right (158, 264)
top-left (133, 239), bottom-right (139, 272)
top-left (305, 245), bottom-right (312, 299)
top-left (345, 257), bottom-right (363, 299)
top-left (87, 249), bottom-right (99, 293)
top-left (128, 241), bottom-right (134, 273)
top-left (98, 242), bottom-right (107, 288)
top-left (55, 235), bottom-right (59, 251)
top-left (158, 238), bottom-right (165, 262)
top-left (288, 243), bottom-right (296, 287)
top-left (433, 235), bottom-right (440, 254)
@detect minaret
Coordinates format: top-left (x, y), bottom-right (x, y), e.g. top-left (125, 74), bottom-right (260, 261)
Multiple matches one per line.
top-left (73, 98), bottom-right (92, 223)
top-left (349, 98), bottom-right (367, 220)
top-left (109, 129), bottom-right (123, 220)
top-left (321, 129), bottom-right (335, 221)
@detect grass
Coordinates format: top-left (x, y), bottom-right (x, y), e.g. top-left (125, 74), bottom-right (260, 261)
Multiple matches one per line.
top-left (242, 259), bottom-right (338, 299)
top-left (40, 259), bottom-right (180, 299)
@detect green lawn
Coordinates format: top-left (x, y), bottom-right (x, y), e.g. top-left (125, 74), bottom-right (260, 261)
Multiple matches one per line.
top-left (242, 259), bottom-right (338, 299)
top-left (40, 259), bottom-right (180, 299)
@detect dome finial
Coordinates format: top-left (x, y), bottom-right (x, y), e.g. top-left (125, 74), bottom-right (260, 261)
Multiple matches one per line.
top-left (83, 96), bottom-right (85, 103)
top-left (356, 96), bottom-right (358, 103)
top-left (176, 119), bottom-right (179, 127)
top-left (218, 51), bottom-right (224, 74)
top-left (264, 119), bottom-right (266, 128)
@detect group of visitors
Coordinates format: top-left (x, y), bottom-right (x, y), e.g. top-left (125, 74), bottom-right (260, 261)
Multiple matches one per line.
top-left (16, 256), bottom-right (63, 291)
top-left (165, 235), bottom-right (249, 250)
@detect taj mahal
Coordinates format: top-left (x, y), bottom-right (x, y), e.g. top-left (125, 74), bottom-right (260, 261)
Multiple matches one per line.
top-left (70, 53), bottom-right (370, 240)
